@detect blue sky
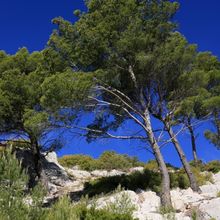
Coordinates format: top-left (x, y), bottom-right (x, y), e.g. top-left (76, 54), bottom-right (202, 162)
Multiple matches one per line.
top-left (0, 0), bottom-right (220, 166)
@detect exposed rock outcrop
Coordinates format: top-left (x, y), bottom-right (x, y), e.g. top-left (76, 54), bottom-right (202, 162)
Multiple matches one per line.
top-left (18, 150), bottom-right (220, 220)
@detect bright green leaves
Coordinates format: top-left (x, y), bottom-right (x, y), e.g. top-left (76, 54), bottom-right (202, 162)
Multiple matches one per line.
top-left (0, 48), bottom-right (61, 144)
top-left (23, 110), bottom-right (49, 138)
top-left (41, 71), bottom-right (94, 112)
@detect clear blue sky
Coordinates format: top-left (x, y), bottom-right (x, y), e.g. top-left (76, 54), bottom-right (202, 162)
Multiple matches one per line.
top-left (0, 0), bottom-right (220, 166)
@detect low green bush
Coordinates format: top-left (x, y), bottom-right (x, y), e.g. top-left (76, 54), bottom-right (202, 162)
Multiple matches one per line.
top-left (83, 169), bottom-right (162, 197)
top-left (202, 160), bottom-right (220, 174)
top-left (58, 154), bottom-right (97, 171)
top-left (145, 160), bottom-right (178, 172)
top-left (170, 166), bottom-right (213, 189)
top-left (83, 165), bottom-right (214, 198)
top-left (58, 151), bottom-right (144, 171)
top-left (0, 148), bottom-right (45, 220)
top-left (0, 149), bottom-right (137, 220)
top-left (98, 151), bottom-right (143, 171)
top-left (43, 194), bottom-right (137, 220)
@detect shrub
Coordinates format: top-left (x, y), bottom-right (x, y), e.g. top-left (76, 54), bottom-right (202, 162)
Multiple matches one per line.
top-left (58, 154), bottom-right (97, 171)
top-left (145, 160), bottom-right (177, 172)
top-left (170, 166), bottom-right (213, 189)
top-left (203, 160), bottom-right (220, 174)
top-left (83, 168), bottom-right (162, 197)
top-left (43, 194), bottom-right (137, 220)
top-left (97, 151), bottom-right (141, 171)
top-left (42, 196), bottom-right (78, 220)
top-left (106, 186), bottom-right (137, 216)
top-left (0, 148), bottom-right (45, 220)
top-left (191, 166), bottom-right (213, 185)
top-left (58, 151), bottom-right (144, 171)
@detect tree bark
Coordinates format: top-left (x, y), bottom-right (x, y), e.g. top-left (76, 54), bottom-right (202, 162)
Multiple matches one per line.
top-left (144, 111), bottom-right (172, 207)
top-left (187, 118), bottom-right (198, 164)
top-left (164, 121), bottom-right (200, 192)
top-left (128, 66), bottom-right (172, 207)
top-left (29, 134), bottom-right (41, 186)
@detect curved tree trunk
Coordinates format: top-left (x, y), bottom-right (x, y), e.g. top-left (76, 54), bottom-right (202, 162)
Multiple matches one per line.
top-left (164, 122), bottom-right (200, 192)
top-left (144, 111), bottom-right (172, 207)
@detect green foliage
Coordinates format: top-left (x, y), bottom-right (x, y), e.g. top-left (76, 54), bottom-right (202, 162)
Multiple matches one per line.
top-left (159, 205), bottom-right (175, 215)
top-left (0, 149), bottom-right (137, 220)
top-left (83, 165), bottom-right (214, 198)
top-left (43, 194), bottom-right (136, 220)
top-left (98, 151), bottom-right (143, 171)
top-left (0, 148), bottom-right (45, 220)
top-left (42, 196), bottom-right (78, 220)
top-left (217, 191), bottom-right (220, 197)
top-left (0, 148), bottom-right (29, 220)
top-left (190, 160), bottom-right (220, 174)
top-left (0, 47), bottom-right (68, 155)
top-left (106, 185), bottom-right (137, 217)
top-left (83, 169), bottom-right (161, 197)
top-left (41, 71), bottom-right (94, 113)
top-left (59, 154), bottom-right (96, 171)
top-left (170, 166), bottom-right (213, 189)
top-left (145, 160), bottom-right (177, 172)
top-left (58, 151), bottom-right (144, 171)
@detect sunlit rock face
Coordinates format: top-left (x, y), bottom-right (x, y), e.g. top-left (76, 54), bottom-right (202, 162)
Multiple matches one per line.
top-left (15, 150), bottom-right (220, 219)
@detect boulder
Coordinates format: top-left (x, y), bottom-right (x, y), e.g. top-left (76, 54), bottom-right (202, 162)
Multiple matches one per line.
top-left (199, 198), bottom-right (220, 220)
top-left (134, 212), bottom-right (163, 220)
top-left (108, 169), bottom-right (126, 176)
top-left (95, 190), bottom-right (139, 210)
top-left (180, 188), bottom-right (204, 204)
top-left (213, 171), bottom-right (220, 184)
top-left (91, 170), bottom-right (109, 177)
top-left (129, 167), bottom-right (144, 173)
top-left (171, 188), bottom-right (185, 211)
top-left (138, 191), bottom-right (161, 213)
top-left (67, 169), bottom-right (91, 180)
top-left (200, 184), bottom-right (220, 197)
top-left (41, 155), bottom-right (71, 187)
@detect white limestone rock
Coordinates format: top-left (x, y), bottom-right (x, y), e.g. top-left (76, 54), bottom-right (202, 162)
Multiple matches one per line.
top-left (200, 184), bottom-right (220, 197)
top-left (91, 170), bottom-right (109, 177)
top-left (67, 169), bottom-right (91, 180)
top-left (171, 188), bottom-right (185, 211)
top-left (213, 171), bottom-right (220, 184)
top-left (138, 191), bottom-right (161, 213)
top-left (199, 198), bottom-right (220, 220)
top-left (129, 167), bottom-right (144, 173)
top-left (108, 169), bottom-right (126, 176)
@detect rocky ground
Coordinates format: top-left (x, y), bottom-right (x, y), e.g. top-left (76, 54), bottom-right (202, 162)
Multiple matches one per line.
top-left (41, 152), bottom-right (220, 220)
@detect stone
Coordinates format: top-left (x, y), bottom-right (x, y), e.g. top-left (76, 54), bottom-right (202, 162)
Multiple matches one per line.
top-left (108, 169), bottom-right (126, 176)
top-left (138, 191), bottom-right (161, 213)
top-left (91, 170), bottom-right (108, 177)
top-left (200, 184), bottom-right (220, 197)
top-left (41, 156), bottom-right (71, 187)
top-left (134, 212), bottom-right (163, 220)
top-left (199, 198), bottom-right (220, 220)
top-left (213, 171), bottom-right (220, 184)
top-left (67, 169), bottom-right (91, 180)
top-left (181, 188), bottom-right (204, 204)
top-left (171, 189), bottom-right (185, 211)
top-left (175, 213), bottom-right (191, 220)
top-left (95, 190), bottom-right (139, 210)
top-left (129, 167), bottom-right (144, 173)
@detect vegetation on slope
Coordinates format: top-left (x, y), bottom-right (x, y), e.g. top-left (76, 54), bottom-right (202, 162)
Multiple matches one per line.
top-left (58, 151), bottom-right (144, 171)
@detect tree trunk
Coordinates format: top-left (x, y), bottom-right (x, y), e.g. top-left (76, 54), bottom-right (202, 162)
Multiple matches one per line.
top-left (144, 111), bottom-right (172, 207)
top-left (187, 118), bottom-right (198, 164)
top-left (164, 121), bottom-right (200, 192)
top-left (29, 134), bottom-right (41, 186)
